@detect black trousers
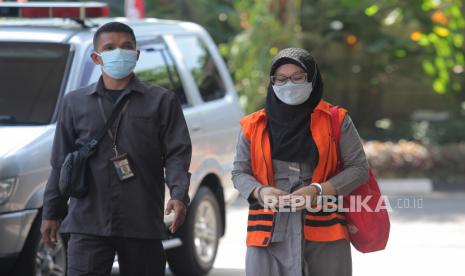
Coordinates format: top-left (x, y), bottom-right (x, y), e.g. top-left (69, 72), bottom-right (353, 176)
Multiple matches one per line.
top-left (67, 233), bottom-right (166, 276)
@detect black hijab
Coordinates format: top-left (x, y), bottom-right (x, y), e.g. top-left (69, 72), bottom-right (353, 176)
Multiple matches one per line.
top-left (264, 48), bottom-right (324, 166)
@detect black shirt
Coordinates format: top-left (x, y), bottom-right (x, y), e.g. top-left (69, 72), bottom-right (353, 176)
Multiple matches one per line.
top-left (43, 75), bottom-right (192, 239)
top-left (106, 89), bottom-right (124, 103)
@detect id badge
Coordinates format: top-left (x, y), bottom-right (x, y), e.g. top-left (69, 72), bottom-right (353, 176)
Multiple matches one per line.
top-left (110, 153), bottom-right (135, 181)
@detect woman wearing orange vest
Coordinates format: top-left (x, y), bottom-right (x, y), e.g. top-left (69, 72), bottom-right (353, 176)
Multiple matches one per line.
top-left (232, 48), bottom-right (369, 276)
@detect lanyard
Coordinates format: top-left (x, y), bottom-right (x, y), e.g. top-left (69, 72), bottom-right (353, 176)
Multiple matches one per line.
top-left (97, 96), bottom-right (130, 157)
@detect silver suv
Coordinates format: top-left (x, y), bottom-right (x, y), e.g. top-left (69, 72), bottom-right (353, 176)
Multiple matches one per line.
top-left (0, 3), bottom-right (242, 275)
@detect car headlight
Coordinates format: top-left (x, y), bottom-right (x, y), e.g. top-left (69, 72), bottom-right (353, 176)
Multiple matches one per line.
top-left (0, 177), bottom-right (16, 205)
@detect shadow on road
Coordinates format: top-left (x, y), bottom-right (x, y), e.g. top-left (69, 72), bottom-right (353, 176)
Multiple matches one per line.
top-left (113, 265), bottom-right (245, 275)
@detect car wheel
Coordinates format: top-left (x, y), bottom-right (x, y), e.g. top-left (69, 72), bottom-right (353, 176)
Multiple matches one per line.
top-left (13, 211), bottom-right (67, 276)
top-left (166, 186), bottom-right (221, 276)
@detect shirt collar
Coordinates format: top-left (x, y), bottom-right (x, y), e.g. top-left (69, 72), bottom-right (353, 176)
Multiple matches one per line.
top-left (86, 74), bottom-right (146, 96)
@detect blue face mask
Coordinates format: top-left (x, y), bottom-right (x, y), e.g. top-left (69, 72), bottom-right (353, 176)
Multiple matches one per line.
top-left (97, 48), bottom-right (138, 79)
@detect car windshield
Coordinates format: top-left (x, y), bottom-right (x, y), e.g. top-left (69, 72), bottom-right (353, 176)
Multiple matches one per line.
top-left (0, 42), bottom-right (70, 125)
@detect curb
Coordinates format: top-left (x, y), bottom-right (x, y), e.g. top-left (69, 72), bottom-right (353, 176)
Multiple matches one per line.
top-left (378, 178), bottom-right (465, 194)
top-left (378, 178), bottom-right (432, 194)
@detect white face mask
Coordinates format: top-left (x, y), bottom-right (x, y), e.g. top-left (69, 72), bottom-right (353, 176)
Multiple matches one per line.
top-left (272, 82), bottom-right (313, 105)
top-left (272, 62), bottom-right (318, 105)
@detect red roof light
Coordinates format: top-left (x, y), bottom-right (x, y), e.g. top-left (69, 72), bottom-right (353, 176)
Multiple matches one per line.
top-left (0, 2), bottom-right (109, 20)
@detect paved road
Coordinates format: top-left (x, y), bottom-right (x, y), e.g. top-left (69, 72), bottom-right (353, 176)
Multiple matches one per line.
top-left (116, 192), bottom-right (465, 275)
top-left (211, 192), bottom-right (465, 276)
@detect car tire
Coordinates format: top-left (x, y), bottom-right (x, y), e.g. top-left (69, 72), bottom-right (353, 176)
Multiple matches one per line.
top-left (13, 211), bottom-right (67, 276)
top-left (166, 186), bottom-right (221, 276)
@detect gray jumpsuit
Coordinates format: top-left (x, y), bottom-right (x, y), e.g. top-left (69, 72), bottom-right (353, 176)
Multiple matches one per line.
top-left (232, 115), bottom-right (368, 276)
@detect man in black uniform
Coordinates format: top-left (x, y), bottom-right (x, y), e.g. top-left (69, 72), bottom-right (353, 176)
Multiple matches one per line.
top-left (41, 22), bottom-right (192, 275)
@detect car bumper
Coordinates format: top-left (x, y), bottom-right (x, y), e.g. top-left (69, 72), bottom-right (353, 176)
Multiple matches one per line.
top-left (0, 209), bottom-right (38, 256)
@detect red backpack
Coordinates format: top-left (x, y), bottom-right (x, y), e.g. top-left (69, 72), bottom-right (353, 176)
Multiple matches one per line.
top-left (330, 106), bottom-right (390, 253)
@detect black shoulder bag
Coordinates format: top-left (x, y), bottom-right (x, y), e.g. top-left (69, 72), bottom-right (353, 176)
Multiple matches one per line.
top-left (59, 94), bottom-right (130, 198)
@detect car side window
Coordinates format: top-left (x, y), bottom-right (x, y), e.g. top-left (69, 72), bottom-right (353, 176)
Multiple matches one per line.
top-left (135, 42), bottom-right (188, 106)
top-left (80, 48), bottom-right (100, 88)
top-left (175, 35), bottom-right (226, 102)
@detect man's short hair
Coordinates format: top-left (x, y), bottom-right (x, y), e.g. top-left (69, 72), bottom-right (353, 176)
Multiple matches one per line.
top-left (93, 22), bottom-right (136, 50)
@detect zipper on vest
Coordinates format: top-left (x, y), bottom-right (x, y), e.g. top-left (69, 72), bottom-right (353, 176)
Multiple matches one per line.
top-left (261, 131), bottom-right (271, 186)
top-left (319, 129), bottom-right (332, 183)
top-left (261, 131), bottom-right (275, 246)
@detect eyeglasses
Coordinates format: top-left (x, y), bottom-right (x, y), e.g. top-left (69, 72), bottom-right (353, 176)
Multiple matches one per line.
top-left (270, 72), bottom-right (308, 86)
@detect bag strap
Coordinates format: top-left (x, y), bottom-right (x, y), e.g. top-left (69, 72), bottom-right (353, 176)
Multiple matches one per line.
top-left (86, 93), bottom-right (131, 150)
top-left (330, 105), bottom-right (342, 167)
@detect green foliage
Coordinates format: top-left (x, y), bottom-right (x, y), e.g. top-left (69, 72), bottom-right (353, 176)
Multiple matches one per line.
top-left (355, 0), bottom-right (465, 99)
top-left (146, 0), bottom-right (240, 44)
top-left (360, 116), bottom-right (465, 145)
top-left (289, 0), bottom-right (464, 134)
top-left (414, 117), bottom-right (465, 144)
top-left (415, 1), bottom-right (464, 97)
top-left (138, 0), bottom-right (464, 140)
top-left (224, 0), bottom-right (301, 113)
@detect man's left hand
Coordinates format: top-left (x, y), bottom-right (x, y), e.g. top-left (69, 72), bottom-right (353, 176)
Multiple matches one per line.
top-left (165, 199), bottom-right (187, 233)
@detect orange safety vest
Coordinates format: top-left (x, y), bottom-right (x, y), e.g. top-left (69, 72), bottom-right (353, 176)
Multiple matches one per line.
top-left (240, 100), bottom-right (350, 247)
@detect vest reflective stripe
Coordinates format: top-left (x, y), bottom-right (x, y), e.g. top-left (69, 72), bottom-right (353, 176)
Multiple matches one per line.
top-left (240, 100), bottom-right (350, 246)
top-left (305, 213), bottom-right (346, 222)
top-left (248, 214), bottom-right (275, 220)
top-left (248, 208), bottom-right (273, 214)
top-left (246, 208), bottom-right (274, 246)
top-left (304, 202), bottom-right (339, 216)
top-left (248, 220), bottom-right (273, 227)
top-left (304, 222), bottom-right (349, 242)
